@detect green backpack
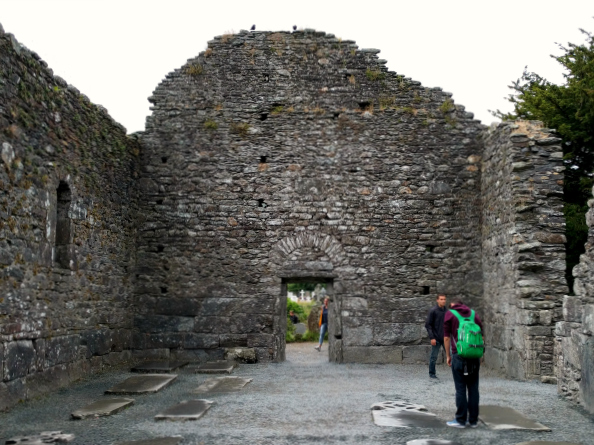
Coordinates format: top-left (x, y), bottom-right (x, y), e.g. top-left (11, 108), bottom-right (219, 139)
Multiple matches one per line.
top-left (450, 309), bottom-right (484, 359)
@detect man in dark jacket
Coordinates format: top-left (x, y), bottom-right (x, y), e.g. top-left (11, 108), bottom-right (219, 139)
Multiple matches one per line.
top-left (425, 294), bottom-right (447, 379)
top-left (444, 297), bottom-right (484, 428)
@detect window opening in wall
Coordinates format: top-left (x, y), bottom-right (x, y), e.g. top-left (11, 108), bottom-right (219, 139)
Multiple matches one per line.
top-left (263, 73), bottom-right (270, 82)
top-left (156, 199), bottom-right (163, 205)
top-left (55, 181), bottom-right (72, 268)
top-left (333, 112), bottom-right (340, 119)
top-left (281, 278), bottom-right (334, 361)
top-left (260, 113), bottom-right (268, 121)
top-left (157, 245), bottom-right (165, 253)
top-left (257, 199), bottom-right (267, 208)
top-left (426, 245), bottom-right (436, 253)
top-left (260, 156), bottom-right (267, 163)
top-left (160, 286), bottom-right (168, 294)
top-left (161, 157), bottom-right (168, 163)
top-left (422, 286), bottom-right (430, 295)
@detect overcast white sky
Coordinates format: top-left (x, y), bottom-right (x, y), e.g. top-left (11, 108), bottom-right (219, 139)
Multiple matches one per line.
top-left (1, 0), bottom-right (593, 133)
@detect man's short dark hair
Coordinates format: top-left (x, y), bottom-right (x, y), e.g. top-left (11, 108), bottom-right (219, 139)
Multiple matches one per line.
top-left (437, 294), bottom-right (446, 300)
top-left (450, 297), bottom-right (464, 305)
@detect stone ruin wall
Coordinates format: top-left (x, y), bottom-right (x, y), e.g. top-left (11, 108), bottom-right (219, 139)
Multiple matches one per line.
top-left (557, 190), bottom-right (594, 414)
top-left (1, 22), bottom-right (589, 413)
top-left (481, 121), bottom-right (568, 381)
top-left (0, 26), bottom-right (139, 410)
top-left (136, 29), bottom-right (485, 365)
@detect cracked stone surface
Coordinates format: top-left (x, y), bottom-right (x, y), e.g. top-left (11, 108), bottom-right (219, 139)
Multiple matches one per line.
top-left (514, 442), bottom-right (582, 445)
top-left (371, 401), bottom-right (443, 428)
top-left (71, 398), bottom-right (135, 419)
top-left (131, 361), bottom-right (189, 373)
top-left (114, 438), bottom-right (183, 445)
top-left (407, 440), bottom-right (462, 445)
top-left (5, 431), bottom-right (75, 444)
top-left (194, 361), bottom-right (236, 374)
top-left (0, 344), bottom-right (592, 444)
top-left (479, 406), bottom-right (551, 431)
top-left (154, 400), bottom-right (213, 421)
top-left (105, 375), bottom-right (177, 395)
top-left (193, 377), bottom-right (252, 394)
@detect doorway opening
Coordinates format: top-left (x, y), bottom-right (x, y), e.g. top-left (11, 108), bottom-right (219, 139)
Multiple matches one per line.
top-left (280, 277), bottom-right (334, 359)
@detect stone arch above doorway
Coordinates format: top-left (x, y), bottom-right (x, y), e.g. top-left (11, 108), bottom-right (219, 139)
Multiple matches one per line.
top-left (270, 233), bottom-right (348, 277)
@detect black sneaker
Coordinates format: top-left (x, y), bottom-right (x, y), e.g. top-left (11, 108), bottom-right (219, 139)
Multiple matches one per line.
top-left (429, 375), bottom-right (438, 379)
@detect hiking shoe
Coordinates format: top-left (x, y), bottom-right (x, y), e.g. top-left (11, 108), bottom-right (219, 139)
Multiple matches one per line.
top-left (314, 346), bottom-right (320, 351)
top-left (446, 420), bottom-right (466, 428)
top-left (466, 422), bottom-right (478, 428)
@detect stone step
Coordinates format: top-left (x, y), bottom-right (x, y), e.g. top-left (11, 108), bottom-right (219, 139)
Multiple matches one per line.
top-left (154, 399), bottom-right (213, 421)
top-left (105, 374), bottom-right (177, 395)
top-left (71, 398), bottom-right (135, 419)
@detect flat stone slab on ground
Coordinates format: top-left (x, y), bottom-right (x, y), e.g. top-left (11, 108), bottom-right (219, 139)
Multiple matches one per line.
top-left (131, 361), bottom-right (189, 373)
top-left (371, 401), bottom-right (444, 428)
top-left (105, 374), bottom-right (177, 395)
top-left (479, 405), bottom-right (551, 431)
top-left (71, 397), bottom-right (135, 419)
top-left (194, 376), bottom-right (252, 394)
top-left (407, 441), bottom-right (462, 445)
top-left (114, 437), bottom-right (183, 445)
top-left (5, 431), bottom-right (75, 444)
top-left (294, 322), bottom-right (307, 335)
top-left (154, 399), bottom-right (213, 421)
top-left (194, 360), bottom-right (236, 374)
top-left (515, 442), bottom-right (582, 445)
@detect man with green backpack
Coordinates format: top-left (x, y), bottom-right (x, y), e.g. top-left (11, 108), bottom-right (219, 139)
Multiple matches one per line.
top-left (443, 297), bottom-right (485, 428)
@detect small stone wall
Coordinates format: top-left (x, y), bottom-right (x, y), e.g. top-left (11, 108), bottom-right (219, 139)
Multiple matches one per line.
top-left (556, 188), bottom-right (594, 414)
top-left (481, 121), bottom-right (567, 381)
top-left (0, 27), bottom-right (139, 410)
top-left (136, 29), bottom-right (485, 364)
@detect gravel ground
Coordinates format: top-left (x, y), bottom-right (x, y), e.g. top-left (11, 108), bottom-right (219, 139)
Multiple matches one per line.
top-left (1, 343), bottom-right (593, 445)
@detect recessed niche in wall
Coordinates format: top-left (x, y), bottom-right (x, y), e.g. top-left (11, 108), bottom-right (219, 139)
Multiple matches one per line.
top-left (426, 245), bottom-right (436, 253)
top-left (55, 181), bottom-right (72, 268)
top-left (422, 286), bottom-right (430, 295)
top-left (260, 156), bottom-right (267, 163)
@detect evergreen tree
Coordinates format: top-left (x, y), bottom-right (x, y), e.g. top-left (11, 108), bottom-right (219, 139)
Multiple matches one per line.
top-left (493, 28), bottom-right (594, 292)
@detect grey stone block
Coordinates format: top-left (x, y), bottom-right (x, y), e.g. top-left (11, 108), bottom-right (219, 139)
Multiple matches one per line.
top-left (4, 340), bottom-right (35, 381)
top-left (373, 323), bottom-right (422, 345)
top-left (343, 346), bottom-right (403, 364)
top-left (402, 345), bottom-right (437, 364)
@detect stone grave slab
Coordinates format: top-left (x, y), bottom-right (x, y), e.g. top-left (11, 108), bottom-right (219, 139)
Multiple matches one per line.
top-left (114, 437), bottom-right (183, 445)
top-left (479, 405), bottom-right (551, 431)
top-left (195, 360), bottom-right (236, 374)
top-left (5, 431), bottom-right (75, 444)
top-left (154, 399), bottom-right (213, 421)
top-left (515, 442), bottom-right (581, 445)
top-left (71, 397), bottom-right (135, 419)
top-left (105, 374), bottom-right (177, 395)
top-left (194, 376), bottom-right (252, 394)
top-left (371, 401), bottom-right (444, 428)
top-left (407, 441), bottom-right (462, 445)
top-left (294, 323), bottom-right (307, 335)
top-left (131, 360), bottom-right (189, 373)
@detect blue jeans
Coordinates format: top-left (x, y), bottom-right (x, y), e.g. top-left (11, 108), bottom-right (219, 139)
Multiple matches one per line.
top-left (429, 341), bottom-right (445, 376)
top-left (451, 353), bottom-right (480, 425)
top-left (319, 323), bottom-right (328, 345)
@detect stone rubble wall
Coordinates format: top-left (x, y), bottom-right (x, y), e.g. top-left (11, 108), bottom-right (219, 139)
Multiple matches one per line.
top-left (0, 25), bottom-right (139, 411)
top-left (556, 188), bottom-right (594, 414)
top-left (137, 29), bottom-right (485, 364)
top-left (481, 121), bottom-right (567, 381)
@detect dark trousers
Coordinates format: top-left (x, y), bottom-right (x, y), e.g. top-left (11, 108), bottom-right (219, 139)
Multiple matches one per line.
top-left (429, 341), bottom-right (445, 376)
top-left (451, 353), bottom-right (480, 425)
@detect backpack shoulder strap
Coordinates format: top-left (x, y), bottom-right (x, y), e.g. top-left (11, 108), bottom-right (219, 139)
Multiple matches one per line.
top-left (470, 309), bottom-right (475, 322)
top-left (449, 309), bottom-right (464, 322)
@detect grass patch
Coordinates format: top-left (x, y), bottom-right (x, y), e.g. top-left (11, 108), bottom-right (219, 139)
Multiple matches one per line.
top-left (185, 64), bottom-right (204, 76)
top-left (440, 98), bottom-right (455, 113)
top-left (230, 122), bottom-right (250, 137)
top-left (204, 120), bottom-right (218, 130)
top-left (365, 67), bottom-right (385, 81)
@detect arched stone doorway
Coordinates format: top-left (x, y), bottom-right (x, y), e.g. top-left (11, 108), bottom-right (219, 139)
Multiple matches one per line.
top-left (270, 233), bottom-right (348, 363)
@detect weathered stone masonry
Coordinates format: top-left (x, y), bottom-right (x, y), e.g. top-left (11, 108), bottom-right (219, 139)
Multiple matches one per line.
top-left (481, 122), bottom-right (568, 382)
top-left (2, 23), bottom-right (588, 413)
top-left (137, 29), bottom-right (485, 365)
top-left (0, 26), bottom-right (139, 410)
